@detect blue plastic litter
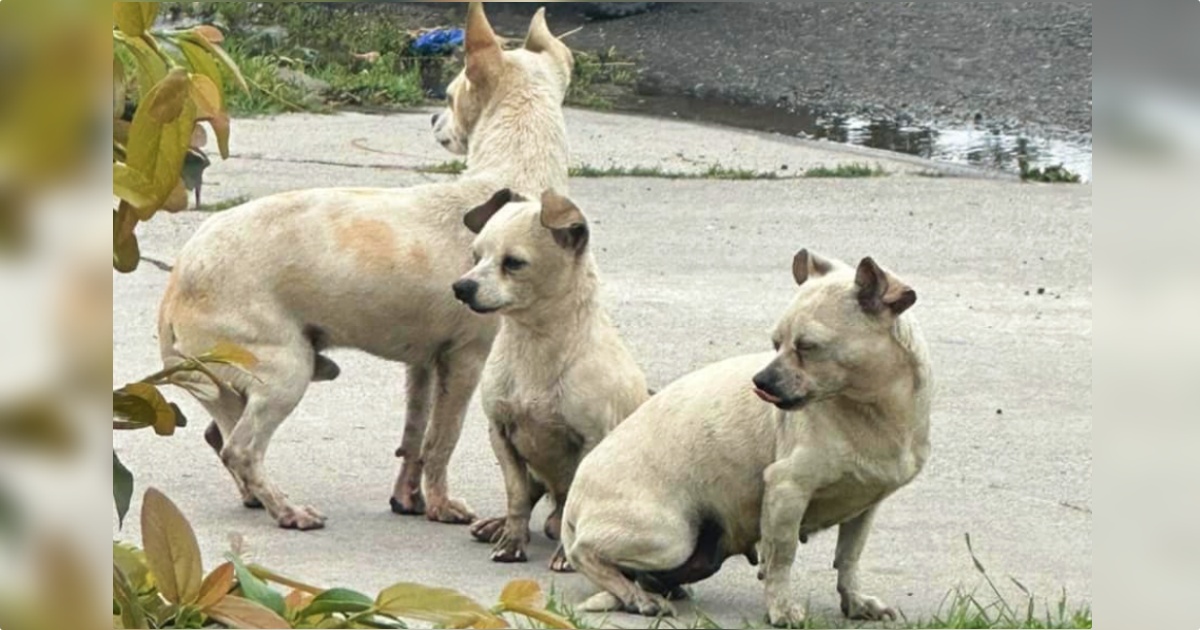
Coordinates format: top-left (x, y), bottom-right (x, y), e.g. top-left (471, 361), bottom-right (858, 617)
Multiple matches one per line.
top-left (412, 28), bottom-right (465, 55)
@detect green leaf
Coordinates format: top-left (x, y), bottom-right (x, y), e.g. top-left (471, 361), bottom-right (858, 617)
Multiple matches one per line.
top-left (117, 34), bottom-right (168, 102)
top-left (113, 452), bottom-right (134, 528)
top-left (206, 595), bottom-right (292, 630)
top-left (113, 163), bottom-right (155, 209)
top-left (177, 30), bottom-right (248, 93)
top-left (189, 74), bottom-right (231, 159)
top-left (113, 542), bottom-right (155, 594)
top-left (300, 588), bottom-right (375, 618)
top-left (126, 69), bottom-right (197, 217)
top-left (375, 583), bottom-right (499, 627)
top-left (113, 2), bottom-right (159, 37)
top-left (114, 563), bottom-right (149, 630)
top-left (114, 56), bottom-right (127, 115)
top-left (230, 555), bottom-right (288, 617)
top-left (141, 488), bottom-right (204, 605)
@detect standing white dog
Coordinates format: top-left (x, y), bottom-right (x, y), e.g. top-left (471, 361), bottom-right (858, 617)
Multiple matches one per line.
top-left (562, 250), bottom-right (933, 626)
top-left (158, 3), bottom-right (575, 529)
top-left (452, 189), bottom-right (648, 571)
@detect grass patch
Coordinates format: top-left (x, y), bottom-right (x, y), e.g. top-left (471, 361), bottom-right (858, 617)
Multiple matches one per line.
top-left (196, 195), bottom-right (251, 213)
top-left (570, 163), bottom-right (779, 180)
top-left (568, 47), bottom-right (638, 110)
top-left (915, 170), bottom-right (946, 178)
top-left (418, 160), bottom-right (468, 175)
top-left (1018, 159), bottom-right (1082, 183)
top-left (803, 162), bottom-right (888, 178)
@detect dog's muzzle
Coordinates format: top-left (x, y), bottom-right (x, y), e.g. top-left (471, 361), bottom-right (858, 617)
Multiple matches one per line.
top-left (752, 372), bottom-right (807, 410)
top-left (452, 279), bottom-right (478, 305)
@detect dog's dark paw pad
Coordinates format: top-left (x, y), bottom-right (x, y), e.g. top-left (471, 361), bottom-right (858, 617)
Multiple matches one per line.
top-left (390, 494), bottom-right (426, 516)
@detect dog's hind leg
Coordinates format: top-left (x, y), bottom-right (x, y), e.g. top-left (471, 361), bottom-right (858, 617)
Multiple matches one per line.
top-left (197, 390), bottom-right (262, 509)
top-left (391, 363), bottom-right (434, 515)
top-left (570, 541), bottom-right (676, 617)
top-left (419, 341), bottom-right (488, 524)
top-left (220, 342), bottom-right (323, 530)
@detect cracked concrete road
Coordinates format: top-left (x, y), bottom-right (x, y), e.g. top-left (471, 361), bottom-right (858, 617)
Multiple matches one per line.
top-left (113, 108), bottom-right (1091, 627)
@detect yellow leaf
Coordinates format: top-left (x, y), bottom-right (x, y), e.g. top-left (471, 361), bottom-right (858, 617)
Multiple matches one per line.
top-left (127, 71), bottom-right (197, 217)
top-left (164, 178), bottom-right (189, 213)
top-left (190, 74), bottom-right (231, 159)
top-left (113, 163), bottom-right (154, 209)
top-left (114, 57), bottom-right (127, 115)
top-left (117, 383), bottom-right (178, 436)
top-left (113, 204), bottom-right (140, 273)
top-left (192, 24), bottom-right (225, 44)
top-left (206, 595), bottom-right (293, 630)
top-left (203, 341), bottom-right (259, 369)
top-left (499, 579), bottom-right (543, 610)
top-left (140, 488), bottom-right (204, 605)
top-left (146, 68), bottom-right (191, 124)
top-left (178, 30), bottom-right (248, 93)
top-left (119, 34), bottom-right (168, 102)
top-left (375, 583), bottom-right (498, 627)
top-left (284, 589), bottom-right (315, 614)
top-left (197, 562), bottom-right (235, 611)
top-left (113, 2), bottom-right (159, 37)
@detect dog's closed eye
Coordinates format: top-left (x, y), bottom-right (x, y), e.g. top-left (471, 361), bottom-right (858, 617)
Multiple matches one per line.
top-left (502, 256), bottom-right (528, 272)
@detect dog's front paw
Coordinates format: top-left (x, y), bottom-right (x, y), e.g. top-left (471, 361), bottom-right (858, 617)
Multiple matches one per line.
top-left (469, 516), bottom-right (506, 543)
top-left (490, 540), bottom-right (528, 563)
top-left (277, 505), bottom-right (326, 531)
top-left (767, 600), bottom-right (806, 628)
top-left (627, 592), bottom-right (675, 618)
top-left (841, 592), bottom-right (897, 621)
top-left (425, 496), bottom-right (475, 524)
top-left (548, 544), bottom-right (574, 573)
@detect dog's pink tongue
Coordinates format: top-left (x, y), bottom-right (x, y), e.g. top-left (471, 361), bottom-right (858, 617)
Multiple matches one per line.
top-left (753, 387), bottom-right (782, 404)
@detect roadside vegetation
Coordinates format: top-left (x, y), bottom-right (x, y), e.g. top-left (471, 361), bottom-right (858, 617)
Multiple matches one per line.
top-left (160, 2), bottom-right (638, 116)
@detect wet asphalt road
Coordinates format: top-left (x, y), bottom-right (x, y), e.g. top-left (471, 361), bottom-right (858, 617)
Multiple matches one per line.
top-left (481, 2), bottom-right (1092, 136)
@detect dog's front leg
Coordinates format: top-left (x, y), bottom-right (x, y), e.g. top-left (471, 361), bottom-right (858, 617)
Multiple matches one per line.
top-left (834, 505), bottom-right (896, 621)
top-left (485, 423), bottom-right (534, 563)
top-left (759, 459), bottom-right (811, 628)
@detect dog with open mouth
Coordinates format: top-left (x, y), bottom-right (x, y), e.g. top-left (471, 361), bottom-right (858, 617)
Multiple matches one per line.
top-left (561, 250), bottom-right (933, 626)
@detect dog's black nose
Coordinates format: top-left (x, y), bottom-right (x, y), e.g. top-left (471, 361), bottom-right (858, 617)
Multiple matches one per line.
top-left (752, 373), bottom-right (773, 393)
top-left (431, 113), bottom-right (440, 127)
top-left (452, 279), bottom-right (478, 304)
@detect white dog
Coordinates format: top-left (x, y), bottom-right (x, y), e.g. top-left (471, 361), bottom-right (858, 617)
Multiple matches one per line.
top-left (452, 189), bottom-right (648, 571)
top-left (562, 250), bottom-right (933, 626)
top-left (159, 3), bottom-right (575, 529)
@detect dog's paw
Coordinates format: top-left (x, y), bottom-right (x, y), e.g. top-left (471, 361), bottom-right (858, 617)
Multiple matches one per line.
top-left (490, 543), bottom-right (528, 563)
top-left (548, 545), bottom-right (574, 573)
top-left (425, 496), bottom-right (475, 524)
top-left (277, 505), bottom-right (326, 531)
top-left (469, 517), bottom-right (506, 543)
top-left (767, 600), bottom-right (806, 628)
top-left (390, 487), bottom-right (426, 516)
top-left (841, 592), bottom-right (897, 621)
top-left (626, 592), bottom-right (675, 618)
top-left (579, 592), bottom-right (623, 613)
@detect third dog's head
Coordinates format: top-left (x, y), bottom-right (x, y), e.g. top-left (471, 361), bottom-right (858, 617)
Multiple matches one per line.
top-left (432, 3), bottom-right (574, 155)
top-left (753, 250), bottom-right (918, 411)
top-left (453, 188), bottom-right (592, 316)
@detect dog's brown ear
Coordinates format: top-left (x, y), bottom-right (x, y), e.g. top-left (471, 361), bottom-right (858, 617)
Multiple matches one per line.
top-left (540, 189), bottom-right (589, 254)
top-left (855, 257), bottom-right (917, 316)
top-left (465, 2), bottom-right (503, 85)
top-left (464, 189), bottom-right (514, 234)
top-left (792, 249), bottom-right (835, 287)
top-left (524, 8), bottom-right (555, 52)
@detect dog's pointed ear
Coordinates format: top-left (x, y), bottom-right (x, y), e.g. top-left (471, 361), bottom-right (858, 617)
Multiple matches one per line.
top-left (540, 189), bottom-right (589, 254)
top-left (524, 7), bottom-right (555, 53)
top-left (855, 257), bottom-right (917, 316)
top-left (464, 189), bottom-right (514, 234)
top-left (792, 249), bottom-right (835, 287)
top-left (465, 2), bottom-right (502, 86)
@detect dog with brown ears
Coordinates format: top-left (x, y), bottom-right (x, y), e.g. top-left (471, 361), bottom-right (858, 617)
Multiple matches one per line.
top-left (562, 250), bottom-right (933, 625)
top-left (453, 189), bottom-right (649, 572)
top-left (159, 3), bottom-right (575, 530)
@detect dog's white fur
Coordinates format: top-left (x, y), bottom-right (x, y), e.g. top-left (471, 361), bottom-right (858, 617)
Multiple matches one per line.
top-left (158, 4), bottom-right (574, 529)
top-left (562, 251), bottom-right (933, 625)
top-left (453, 190), bottom-right (648, 571)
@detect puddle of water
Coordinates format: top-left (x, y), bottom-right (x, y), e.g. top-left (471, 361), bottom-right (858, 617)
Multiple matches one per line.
top-left (611, 92), bottom-right (1093, 181)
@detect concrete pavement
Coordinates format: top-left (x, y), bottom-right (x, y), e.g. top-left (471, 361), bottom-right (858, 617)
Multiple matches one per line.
top-left (113, 107), bottom-right (1091, 627)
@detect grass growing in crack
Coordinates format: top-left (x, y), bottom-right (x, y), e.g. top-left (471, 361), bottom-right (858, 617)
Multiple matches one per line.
top-left (570, 163), bottom-right (780, 180)
top-left (803, 162), bottom-right (888, 178)
top-left (418, 160), bottom-right (468, 175)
